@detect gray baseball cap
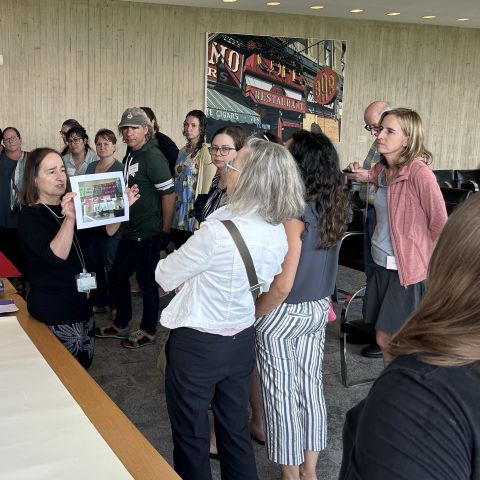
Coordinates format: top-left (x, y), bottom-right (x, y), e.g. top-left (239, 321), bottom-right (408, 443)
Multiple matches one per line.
top-left (118, 107), bottom-right (149, 128)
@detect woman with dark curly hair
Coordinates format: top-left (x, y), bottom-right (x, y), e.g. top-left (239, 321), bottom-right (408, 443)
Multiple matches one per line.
top-left (171, 109), bottom-right (216, 248)
top-left (255, 130), bottom-right (350, 480)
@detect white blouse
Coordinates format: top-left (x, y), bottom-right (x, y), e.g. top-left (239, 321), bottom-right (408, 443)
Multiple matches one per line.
top-left (156, 206), bottom-right (287, 331)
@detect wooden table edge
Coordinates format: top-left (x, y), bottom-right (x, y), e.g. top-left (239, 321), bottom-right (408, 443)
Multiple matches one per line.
top-left (1, 279), bottom-right (179, 480)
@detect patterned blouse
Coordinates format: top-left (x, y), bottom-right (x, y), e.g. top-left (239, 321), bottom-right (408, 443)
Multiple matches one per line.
top-left (172, 143), bottom-right (215, 232)
top-left (199, 174), bottom-right (227, 223)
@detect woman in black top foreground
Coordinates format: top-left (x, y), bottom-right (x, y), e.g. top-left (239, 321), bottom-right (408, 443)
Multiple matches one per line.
top-left (340, 193), bottom-right (480, 480)
top-left (18, 148), bottom-right (138, 369)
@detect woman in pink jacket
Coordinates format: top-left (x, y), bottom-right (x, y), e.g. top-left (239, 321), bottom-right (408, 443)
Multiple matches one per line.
top-left (346, 108), bottom-right (447, 364)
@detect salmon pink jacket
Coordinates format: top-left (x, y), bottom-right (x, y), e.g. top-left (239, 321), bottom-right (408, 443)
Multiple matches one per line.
top-left (368, 158), bottom-right (448, 287)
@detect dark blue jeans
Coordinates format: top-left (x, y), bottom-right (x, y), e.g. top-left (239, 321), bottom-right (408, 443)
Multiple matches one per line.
top-left (111, 235), bottom-right (160, 335)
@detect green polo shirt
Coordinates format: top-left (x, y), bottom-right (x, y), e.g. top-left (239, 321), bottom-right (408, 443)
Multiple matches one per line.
top-left (122, 138), bottom-right (174, 241)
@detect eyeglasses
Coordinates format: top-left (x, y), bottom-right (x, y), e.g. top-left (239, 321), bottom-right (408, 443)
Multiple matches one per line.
top-left (67, 137), bottom-right (83, 145)
top-left (3, 136), bottom-right (19, 143)
top-left (208, 146), bottom-right (236, 156)
top-left (364, 124), bottom-right (379, 132)
top-left (225, 160), bottom-right (241, 173)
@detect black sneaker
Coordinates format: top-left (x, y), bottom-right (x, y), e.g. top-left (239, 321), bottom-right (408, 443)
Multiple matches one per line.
top-left (361, 344), bottom-right (383, 358)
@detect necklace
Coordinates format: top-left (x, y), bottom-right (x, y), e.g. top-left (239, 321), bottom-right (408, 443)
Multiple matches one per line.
top-left (41, 203), bottom-right (65, 219)
top-left (41, 203), bottom-right (87, 273)
top-left (378, 166), bottom-right (398, 188)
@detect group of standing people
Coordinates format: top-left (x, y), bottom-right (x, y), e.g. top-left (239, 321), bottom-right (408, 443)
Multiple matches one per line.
top-left (8, 106), bottom-right (202, 366)
top-left (5, 100), bottom-right (479, 480)
top-left (154, 126), bottom-right (350, 480)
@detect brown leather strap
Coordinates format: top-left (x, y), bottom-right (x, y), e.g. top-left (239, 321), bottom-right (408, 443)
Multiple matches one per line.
top-left (221, 220), bottom-right (260, 301)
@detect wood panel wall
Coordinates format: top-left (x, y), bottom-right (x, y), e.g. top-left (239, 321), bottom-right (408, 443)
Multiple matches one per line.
top-left (0, 0), bottom-right (479, 168)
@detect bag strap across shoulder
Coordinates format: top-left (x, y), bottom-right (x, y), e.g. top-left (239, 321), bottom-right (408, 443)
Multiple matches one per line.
top-left (221, 219), bottom-right (260, 301)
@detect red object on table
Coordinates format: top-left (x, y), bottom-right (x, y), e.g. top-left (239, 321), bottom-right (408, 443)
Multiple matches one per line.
top-left (0, 251), bottom-right (21, 277)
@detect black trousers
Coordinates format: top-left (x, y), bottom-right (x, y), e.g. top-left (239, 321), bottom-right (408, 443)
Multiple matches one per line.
top-left (111, 235), bottom-right (160, 335)
top-left (165, 326), bottom-right (258, 480)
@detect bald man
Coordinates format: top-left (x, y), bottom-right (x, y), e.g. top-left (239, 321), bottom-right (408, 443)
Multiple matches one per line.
top-left (359, 101), bottom-right (390, 358)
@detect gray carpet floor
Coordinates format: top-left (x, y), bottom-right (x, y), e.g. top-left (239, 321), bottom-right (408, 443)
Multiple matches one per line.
top-left (90, 266), bottom-right (383, 479)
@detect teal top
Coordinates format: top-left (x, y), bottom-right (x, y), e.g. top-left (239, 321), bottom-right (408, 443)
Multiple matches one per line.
top-left (85, 159), bottom-right (124, 174)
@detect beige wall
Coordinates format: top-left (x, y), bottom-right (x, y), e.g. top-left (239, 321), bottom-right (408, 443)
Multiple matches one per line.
top-left (1, 0), bottom-right (479, 168)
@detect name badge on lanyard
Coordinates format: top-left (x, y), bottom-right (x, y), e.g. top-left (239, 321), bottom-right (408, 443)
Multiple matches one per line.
top-left (386, 255), bottom-right (397, 270)
top-left (76, 272), bottom-right (97, 293)
top-left (128, 162), bottom-right (139, 178)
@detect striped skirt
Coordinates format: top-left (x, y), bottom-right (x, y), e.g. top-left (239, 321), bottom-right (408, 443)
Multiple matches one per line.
top-left (255, 298), bottom-right (329, 465)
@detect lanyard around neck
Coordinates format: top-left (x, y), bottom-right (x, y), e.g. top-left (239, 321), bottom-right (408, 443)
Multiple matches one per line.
top-left (41, 204), bottom-right (87, 272)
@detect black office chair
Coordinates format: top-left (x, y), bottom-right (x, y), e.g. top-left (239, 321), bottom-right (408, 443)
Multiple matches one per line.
top-left (433, 169), bottom-right (456, 188)
top-left (455, 170), bottom-right (480, 192)
top-left (336, 206), bottom-right (378, 387)
top-left (334, 207), bottom-right (364, 301)
top-left (339, 286), bottom-right (379, 387)
top-left (440, 186), bottom-right (472, 215)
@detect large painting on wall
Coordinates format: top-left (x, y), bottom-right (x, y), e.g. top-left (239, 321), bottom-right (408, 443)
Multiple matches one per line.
top-left (206, 33), bottom-right (346, 143)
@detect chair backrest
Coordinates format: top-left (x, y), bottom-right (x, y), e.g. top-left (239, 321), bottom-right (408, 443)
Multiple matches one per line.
top-left (455, 170), bottom-right (480, 192)
top-left (440, 186), bottom-right (472, 215)
top-left (433, 169), bottom-right (456, 188)
top-left (456, 170), bottom-right (480, 182)
top-left (338, 231), bottom-right (364, 272)
top-left (347, 208), bottom-right (364, 232)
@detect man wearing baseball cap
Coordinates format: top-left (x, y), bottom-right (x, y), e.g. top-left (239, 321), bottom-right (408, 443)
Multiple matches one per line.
top-left (95, 107), bottom-right (175, 348)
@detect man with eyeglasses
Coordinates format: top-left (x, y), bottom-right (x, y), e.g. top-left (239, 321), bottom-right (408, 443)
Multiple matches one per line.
top-left (357, 100), bottom-right (390, 358)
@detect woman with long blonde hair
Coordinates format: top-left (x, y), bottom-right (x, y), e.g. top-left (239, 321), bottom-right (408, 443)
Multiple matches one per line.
top-left (345, 108), bottom-right (448, 363)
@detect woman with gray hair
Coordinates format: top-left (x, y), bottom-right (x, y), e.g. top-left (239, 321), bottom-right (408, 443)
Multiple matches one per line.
top-left (155, 137), bottom-right (306, 480)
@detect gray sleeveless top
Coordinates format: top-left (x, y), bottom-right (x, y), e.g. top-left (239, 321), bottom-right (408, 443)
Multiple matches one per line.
top-left (285, 201), bottom-right (340, 304)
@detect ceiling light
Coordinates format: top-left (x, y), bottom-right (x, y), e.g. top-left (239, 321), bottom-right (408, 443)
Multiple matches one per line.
top-left (386, 12), bottom-right (400, 16)
top-left (267, 2), bottom-right (281, 5)
top-left (422, 15), bottom-right (436, 19)
top-left (350, 9), bottom-right (364, 13)
top-left (222, 0), bottom-right (237, 3)
top-left (310, 5), bottom-right (324, 9)
top-left (457, 18), bottom-right (470, 21)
